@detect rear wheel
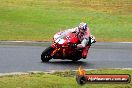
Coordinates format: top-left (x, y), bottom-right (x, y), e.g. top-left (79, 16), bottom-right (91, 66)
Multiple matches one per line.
top-left (72, 58), bottom-right (80, 62)
top-left (72, 60), bottom-right (79, 62)
top-left (72, 52), bottom-right (82, 62)
top-left (41, 46), bottom-right (54, 62)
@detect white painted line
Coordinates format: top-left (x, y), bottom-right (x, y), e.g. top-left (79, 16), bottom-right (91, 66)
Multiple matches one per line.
top-left (0, 68), bottom-right (132, 77)
top-left (118, 42), bottom-right (132, 44)
top-left (110, 42), bottom-right (132, 44)
top-left (0, 41), bottom-right (132, 43)
top-left (6, 41), bottom-right (33, 43)
top-left (0, 72), bottom-right (29, 76)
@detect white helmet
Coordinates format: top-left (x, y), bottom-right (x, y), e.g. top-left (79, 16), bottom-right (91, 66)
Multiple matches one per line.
top-left (78, 22), bottom-right (87, 31)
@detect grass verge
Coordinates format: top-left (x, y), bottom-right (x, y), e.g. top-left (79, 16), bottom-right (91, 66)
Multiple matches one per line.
top-left (0, 0), bottom-right (131, 42)
top-left (0, 69), bottom-right (132, 88)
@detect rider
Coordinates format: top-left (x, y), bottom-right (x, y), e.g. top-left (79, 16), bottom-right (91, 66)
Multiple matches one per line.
top-left (56, 22), bottom-right (94, 59)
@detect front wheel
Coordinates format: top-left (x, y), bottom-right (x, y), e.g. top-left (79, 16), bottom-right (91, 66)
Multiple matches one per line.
top-left (41, 46), bottom-right (54, 62)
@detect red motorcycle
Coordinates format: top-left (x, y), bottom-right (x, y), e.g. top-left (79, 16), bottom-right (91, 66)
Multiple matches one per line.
top-left (41, 32), bottom-right (96, 62)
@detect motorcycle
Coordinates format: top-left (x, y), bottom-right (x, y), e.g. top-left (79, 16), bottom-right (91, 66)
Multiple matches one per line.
top-left (41, 32), bottom-right (96, 62)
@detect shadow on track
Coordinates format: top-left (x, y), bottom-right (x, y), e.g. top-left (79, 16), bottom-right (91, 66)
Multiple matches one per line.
top-left (41, 60), bottom-right (94, 69)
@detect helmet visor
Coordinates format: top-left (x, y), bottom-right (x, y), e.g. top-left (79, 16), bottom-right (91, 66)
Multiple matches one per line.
top-left (79, 28), bottom-right (85, 35)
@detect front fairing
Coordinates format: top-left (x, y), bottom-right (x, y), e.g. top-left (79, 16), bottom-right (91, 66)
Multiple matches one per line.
top-left (51, 33), bottom-right (82, 59)
top-left (53, 33), bottom-right (79, 45)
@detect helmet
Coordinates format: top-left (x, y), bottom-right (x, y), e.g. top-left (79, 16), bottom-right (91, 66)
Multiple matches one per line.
top-left (78, 22), bottom-right (87, 31)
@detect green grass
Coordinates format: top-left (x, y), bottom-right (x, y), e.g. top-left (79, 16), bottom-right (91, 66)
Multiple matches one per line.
top-left (0, 69), bottom-right (132, 88)
top-left (0, 0), bottom-right (131, 42)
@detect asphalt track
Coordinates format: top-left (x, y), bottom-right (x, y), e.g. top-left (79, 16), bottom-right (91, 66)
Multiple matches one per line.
top-left (0, 42), bottom-right (132, 73)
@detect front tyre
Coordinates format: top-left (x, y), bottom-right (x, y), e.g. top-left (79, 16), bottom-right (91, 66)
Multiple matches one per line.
top-left (41, 46), bottom-right (53, 62)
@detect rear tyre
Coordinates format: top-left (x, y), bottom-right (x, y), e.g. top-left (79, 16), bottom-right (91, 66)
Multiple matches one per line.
top-left (72, 56), bottom-right (81, 62)
top-left (72, 51), bottom-right (82, 62)
top-left (72, 59), bottom-right (80, 62)
top-left (41, 46), bottom-right (54, 62)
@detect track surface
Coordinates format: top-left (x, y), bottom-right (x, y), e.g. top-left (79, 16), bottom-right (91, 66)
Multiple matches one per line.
top-left (0, 42), bottom-right (132, 73)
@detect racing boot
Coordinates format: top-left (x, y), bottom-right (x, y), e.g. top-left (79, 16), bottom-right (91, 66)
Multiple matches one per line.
top-left (82, 45), bottom-right (90, 59)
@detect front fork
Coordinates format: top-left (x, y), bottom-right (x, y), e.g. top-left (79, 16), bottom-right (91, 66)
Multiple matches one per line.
top-left (51, 48), bottom-right (60, 57)
top-left (51, 43), bottom-right (66, 58)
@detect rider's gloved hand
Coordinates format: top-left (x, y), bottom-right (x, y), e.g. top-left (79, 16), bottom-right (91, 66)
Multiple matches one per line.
top-left (71, 44), bottom-right (77, 48)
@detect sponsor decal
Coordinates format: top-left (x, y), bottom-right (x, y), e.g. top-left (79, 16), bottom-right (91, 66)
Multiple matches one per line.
top-left (76, 66), bottom-right (131, 85)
